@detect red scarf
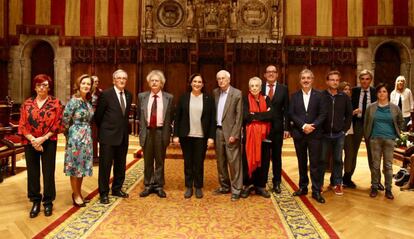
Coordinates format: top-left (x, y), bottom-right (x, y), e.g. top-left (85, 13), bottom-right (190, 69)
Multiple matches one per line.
top-left (245, 93), bottom-right (270, 177)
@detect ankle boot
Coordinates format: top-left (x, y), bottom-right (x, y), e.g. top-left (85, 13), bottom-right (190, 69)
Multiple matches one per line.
top-left (29, 202), bottom-right (41, 218)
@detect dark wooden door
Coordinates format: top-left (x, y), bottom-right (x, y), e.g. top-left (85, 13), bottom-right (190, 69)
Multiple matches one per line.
top-left (31, 41), bottom-right (54, 96)
top-left (374, 43), bottom-right (401, 90)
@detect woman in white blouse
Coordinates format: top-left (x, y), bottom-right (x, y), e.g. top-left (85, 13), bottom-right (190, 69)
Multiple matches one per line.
top-left (390, 75), bottom-right (413, 131)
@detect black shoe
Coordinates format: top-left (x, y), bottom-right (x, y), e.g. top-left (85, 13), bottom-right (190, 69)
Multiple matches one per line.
top-left (72, 193), bottom-right (86, 207)
top-left (378, 183), bottom-right (385, 191)
top-left (273, 184), bottom-right (282, 194)
top-left (100, 195), bottom-right (110, 204)
top-left (255, 188), bottom-right (271, 198)
top-left (29, 202), bottom-right (41, 218)
top-left (156, 189), bottom-right (167, 198)
top-left (44, 204), bottom-right (53, 217)
top-left (213, 187), bottom-right (230, 195)
top-left (370, 188), bottom-right (378, 198)
top-left (312, 192), bottom-right (326, 203)
top-left (231, 193), bottom-right (240, 201)
top-left (385, 190), bottom-right (394, 200)
top-left (343, 180), bottom-right (357, 189)
top-left (195, 188), bottom-right (203, 199)
top-left (292, 188), bottom-right (308, 196)
top-left (240, 189), bottom-right (250, 198)
top-left (112, 190), bottom-right (129, 198)
top-left (184, 187), bottom-right (193, 199)
top-left (139, 188), bottom-right (153, 197)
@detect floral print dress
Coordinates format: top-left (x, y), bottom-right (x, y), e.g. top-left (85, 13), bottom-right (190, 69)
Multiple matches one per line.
top-left (63, 97), bottom-right (94, 177)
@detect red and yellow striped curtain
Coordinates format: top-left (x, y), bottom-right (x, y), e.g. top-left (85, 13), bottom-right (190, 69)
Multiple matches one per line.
top-left (8, 0), bottom-right (139, 36)
top-left (286, 0), bottom-right (413, 37)
top-left (2, 0), bottom-right (414, 38)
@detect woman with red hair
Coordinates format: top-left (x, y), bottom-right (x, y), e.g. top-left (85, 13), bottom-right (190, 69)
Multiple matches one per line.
top-left (18, 74), bottom-right (63, 218)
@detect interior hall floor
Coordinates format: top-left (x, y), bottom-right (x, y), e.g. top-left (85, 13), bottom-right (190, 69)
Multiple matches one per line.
top-left (0, 135), bottom-right (413, 239)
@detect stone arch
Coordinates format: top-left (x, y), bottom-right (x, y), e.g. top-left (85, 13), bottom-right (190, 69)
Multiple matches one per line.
top-left (372, 39), bottom-right (412, 87)
top-left (8, 35), bottom-right (71, 103)
top-left (21, 39), bottom-right (56, 97)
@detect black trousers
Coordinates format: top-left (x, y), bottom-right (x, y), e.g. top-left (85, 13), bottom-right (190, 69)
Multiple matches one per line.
top-left (25, 140), bottom-right (57, 206)
top-left (242, 141), bottom-right (271, 188)
top-left (180, 137), bottom-right (207, 188)
top-left (143, 128), bottom-right (166, 190)
top-left (269, 133), bottom-right (284, 185)
top-left (293, 136), bottom-right (324, 193)
top-left (98, 136), bottom-right (128, 196)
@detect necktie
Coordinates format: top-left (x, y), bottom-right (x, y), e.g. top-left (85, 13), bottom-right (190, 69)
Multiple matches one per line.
top-left (362, 90), bottom-right (368, 118)
top-left (150, 95), bottom-right (158, 128)
top-left (268, 84), bottom-right (274, 100)
top-left (398, 95), bottom-right (402, 110)
top-left (119, 91), bottom-right (126, 115)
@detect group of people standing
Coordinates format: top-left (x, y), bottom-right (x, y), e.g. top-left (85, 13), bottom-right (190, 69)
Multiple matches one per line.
top-left (18, 70), bottom-right (132, 218)
top-left (18, 65), bottom-right (410, 218)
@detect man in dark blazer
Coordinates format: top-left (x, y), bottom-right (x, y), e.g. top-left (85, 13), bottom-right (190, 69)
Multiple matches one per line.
top-left (213, 70), bottom-right (243, 201)
top-left (95, 69), bottom-right (132, 204)
top-left (289, 69), bottom-right (327, 203)
top-left (137, 70), bottom-right (174, 198)
top-left (344, 69), bottom-right (378, 189)
top-left (261, 65), bottom-right (290, 194)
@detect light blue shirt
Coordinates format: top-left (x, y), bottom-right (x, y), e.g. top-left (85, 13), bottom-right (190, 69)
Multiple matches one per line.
top-left (217, 87), bottom-right (229, 126)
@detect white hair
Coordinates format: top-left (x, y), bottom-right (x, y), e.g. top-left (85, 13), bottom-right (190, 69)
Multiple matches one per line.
top-left (216, 70), bottom-right (231, 79)
top-left (113, 69), bottom-right (128, 79)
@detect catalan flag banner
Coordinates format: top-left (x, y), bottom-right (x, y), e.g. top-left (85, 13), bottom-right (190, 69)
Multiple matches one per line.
top-left (2, 0), bottom-right (413, 38)
top-left (7, 0), bottom-right (139, 36)
top-left (286, 0), bottom-right (413, 37)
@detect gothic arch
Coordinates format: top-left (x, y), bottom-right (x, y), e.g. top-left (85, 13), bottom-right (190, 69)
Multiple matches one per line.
top-left (8, 35), bottom-right (71, 103)
top-left (372, 39), bottom-right (412, 88)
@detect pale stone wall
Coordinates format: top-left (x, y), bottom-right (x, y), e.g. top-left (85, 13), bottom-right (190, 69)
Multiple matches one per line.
top-left (8, 35), bottom-right (72, 104)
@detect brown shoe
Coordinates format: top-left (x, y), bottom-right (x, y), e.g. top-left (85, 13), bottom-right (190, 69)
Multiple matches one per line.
top-left (369, 188), bottom-right (378, 198)
top-left (385, 190), bottom-right (394, 200)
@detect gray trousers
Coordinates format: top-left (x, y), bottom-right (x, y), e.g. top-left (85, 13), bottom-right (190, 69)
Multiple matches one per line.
top-left (215, 128), bottom-right (243, 194)
top-left (143, 128), bottom-right (166, 189)
top-left (352, 120), bottom-right (376, 179)
top-left (369, 138), bottom-right (395, 191)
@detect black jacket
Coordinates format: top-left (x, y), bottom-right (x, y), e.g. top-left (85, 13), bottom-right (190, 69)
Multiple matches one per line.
top-left (173, 92), bottom-right (216, 140)
top-left (321, 90), bottom-right (353, 136)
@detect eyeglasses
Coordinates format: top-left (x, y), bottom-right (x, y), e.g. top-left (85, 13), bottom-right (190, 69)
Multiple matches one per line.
top-left (36, 83), bottom-right (49, 88)
top-left (266, 71), bottom-right (278, 74)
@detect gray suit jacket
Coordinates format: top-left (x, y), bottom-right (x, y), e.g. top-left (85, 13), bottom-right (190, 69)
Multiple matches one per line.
top-left (364, 102), bottom-right (403, 140)
top-left (137, 91), bottom-right (174, 148)
top-left (213, 86), bottom-right (243, 144)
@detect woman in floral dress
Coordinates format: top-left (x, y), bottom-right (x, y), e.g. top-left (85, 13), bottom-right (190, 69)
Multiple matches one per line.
top-left (63, 74), bottom-right (94, 207)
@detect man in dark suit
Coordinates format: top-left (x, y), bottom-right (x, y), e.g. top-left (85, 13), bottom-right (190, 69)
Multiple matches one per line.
top-left (213, 70), bottom-right (243, 201)
top-left (137, 70), bottom-right (174, 198)
top-left (289, 69), bottom-right (327, 203)
top-left (262, 65), bottom-right (290, 194)
top-left (95, 69), bottom-right (132, 204)
top-left (344, 69), bottom-right (378, 189)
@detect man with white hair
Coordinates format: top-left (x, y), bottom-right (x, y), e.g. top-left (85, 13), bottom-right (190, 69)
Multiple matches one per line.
top-left (95, 69), bottom-right (132, 204)
top-left (137, 70), bottom-right (174, 198)
top-left (213, 70), bottom-right (243, 201)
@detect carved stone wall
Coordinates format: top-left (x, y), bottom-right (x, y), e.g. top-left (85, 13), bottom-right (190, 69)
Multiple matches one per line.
top-left (8, 35), bottom-right (71, 103)
top-left (143, 0), bottom-right (282, 43)
top-left (357, 36), bottom-right (413, 88)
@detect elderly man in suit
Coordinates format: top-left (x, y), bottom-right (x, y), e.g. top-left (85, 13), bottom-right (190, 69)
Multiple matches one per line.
top-left (262, 65), bottom-right (290, 194)
top-left (289, 69), bottom-right (327, 203)
top-left (213, 70), bottom-right (243, 201)
top-left (344, 69), bottom-right (378, 189)
top-left (138, 70), bottom-right (174, 198)
top-left (95, 69), bottom-right (132, 204)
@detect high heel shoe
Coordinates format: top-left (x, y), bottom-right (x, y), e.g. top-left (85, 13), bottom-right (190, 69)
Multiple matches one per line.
top-left (72, 193), bottom-right (86, 207)
top-left (82, 197), bottom-right (91, 203)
